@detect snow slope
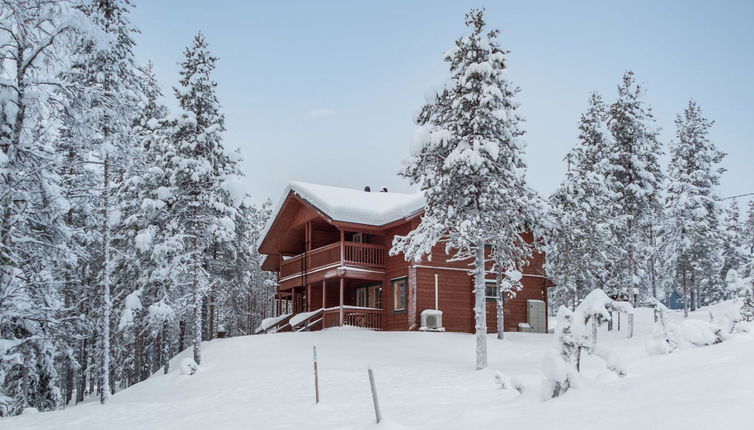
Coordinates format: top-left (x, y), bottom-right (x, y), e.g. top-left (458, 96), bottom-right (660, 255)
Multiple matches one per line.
top-left (6, 303), bottom-right (753, 430)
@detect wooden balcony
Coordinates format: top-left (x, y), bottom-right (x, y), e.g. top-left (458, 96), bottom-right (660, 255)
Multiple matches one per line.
top-left (278, 241), bottom-right (385, 286)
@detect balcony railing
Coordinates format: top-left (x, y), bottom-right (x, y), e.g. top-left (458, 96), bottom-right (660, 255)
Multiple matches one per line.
top-left (279, 241), bottom-right (384, 280)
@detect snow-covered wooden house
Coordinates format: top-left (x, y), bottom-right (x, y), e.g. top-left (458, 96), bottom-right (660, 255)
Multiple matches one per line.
top-left (258, 182), bottom-right (549, 334)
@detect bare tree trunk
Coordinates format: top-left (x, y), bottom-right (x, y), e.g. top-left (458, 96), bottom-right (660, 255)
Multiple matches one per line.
top-left (474, 241), bottom-right (487, 370)
top-left (682, 264), bottom-right (689, 318)
top-left (100, 156), bottom-right (112, 404)
top-left (161, 320), bottom-right (170, 374)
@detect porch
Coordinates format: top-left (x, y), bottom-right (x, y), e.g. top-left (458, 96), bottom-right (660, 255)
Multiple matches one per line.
top-left (274, 277), bottom-right (384, 331)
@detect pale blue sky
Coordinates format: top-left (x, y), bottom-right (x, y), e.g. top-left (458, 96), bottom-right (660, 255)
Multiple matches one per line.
top-left (131, 1), bottom-right (754, 208)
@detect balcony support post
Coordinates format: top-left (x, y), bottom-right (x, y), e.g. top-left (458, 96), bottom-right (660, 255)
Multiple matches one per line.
top-left (339, 277), bottom-right (344, 327)
top-left (322, 280), bottom-right (326, 309)
top-left (339, 230), bottom-right (345, 265)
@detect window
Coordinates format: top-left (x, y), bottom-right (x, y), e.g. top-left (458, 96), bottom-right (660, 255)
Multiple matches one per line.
top-left (356, 284), bottom-right (383, 309)
top-left (391, 277), bottom-right (407, 312)
top-left (485, 280), bottom-right (498, 302)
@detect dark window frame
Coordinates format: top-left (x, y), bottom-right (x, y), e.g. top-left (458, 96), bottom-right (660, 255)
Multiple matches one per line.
top-left (391, 277), bottom-right (408, 313)
top-left (484, 280), bottom-right (498, 302)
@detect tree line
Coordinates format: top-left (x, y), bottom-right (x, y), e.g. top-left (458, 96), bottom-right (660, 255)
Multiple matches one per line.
top-left (393, 7), bottom-right (754, 371)
top-left (0, 0), bottom-right (274, 416)
top-left (545, 72), bottom-right (754, 317)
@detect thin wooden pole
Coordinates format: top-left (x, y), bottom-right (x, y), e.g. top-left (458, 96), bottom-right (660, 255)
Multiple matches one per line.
top-left (313, 346), bottom-right (320, 404)
top-left (368, 368), bottom-right (381, 424)
top-left (322, 279), bottom-right (326, 310)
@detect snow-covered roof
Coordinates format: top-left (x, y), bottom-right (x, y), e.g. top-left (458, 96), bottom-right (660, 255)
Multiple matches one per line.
top-left (259, 181), bottom-right (425, 251)
top-left (285, 181), bottom-right (425, 226)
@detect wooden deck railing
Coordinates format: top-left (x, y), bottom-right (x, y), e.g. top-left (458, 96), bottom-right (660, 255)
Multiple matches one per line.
top-left (322, 306), bottom-right (383, 330)
top-left (279, 241), bottom-right (384, 280)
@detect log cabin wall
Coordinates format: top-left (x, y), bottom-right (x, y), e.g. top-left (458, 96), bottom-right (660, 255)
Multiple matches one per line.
top-left (382, 223), bottom-right (412, 330)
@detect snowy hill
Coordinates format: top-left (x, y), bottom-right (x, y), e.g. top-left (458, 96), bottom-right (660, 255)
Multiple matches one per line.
top-left (6, 302), bottom-right (753, 430)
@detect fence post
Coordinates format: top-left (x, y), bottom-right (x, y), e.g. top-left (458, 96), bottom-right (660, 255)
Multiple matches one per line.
top-left (368, 368), bottom-right (381, 423)
top-left (313, 346), bottom-right (320, 403)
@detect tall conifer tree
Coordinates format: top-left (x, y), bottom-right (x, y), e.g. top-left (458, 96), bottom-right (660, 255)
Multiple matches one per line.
top-left (391, 9), bottom-right (539, 370)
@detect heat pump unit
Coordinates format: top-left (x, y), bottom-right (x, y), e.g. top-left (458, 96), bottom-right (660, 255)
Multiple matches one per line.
top-left (420, 309), bottom-right (444, 332)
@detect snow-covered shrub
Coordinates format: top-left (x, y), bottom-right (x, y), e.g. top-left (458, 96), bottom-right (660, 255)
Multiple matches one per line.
top-left (494, 370), bottom-right (523, 393)
top-left (740, 296), bottom-right (754, 322)
top-left (541, 306), bottom-right (579, 399)
top-left (592, 345), bottom-right (627, 377)
top-left (645, 299), bottom-right (678, 355)
top-left (541, 349), bottom-right (580, 400)
top-left (179, 358), bottom-right (199, 376)
top-left (676, 319), bottom-right (722, 347)
top-left (542, 289), bottom-right (632, 399)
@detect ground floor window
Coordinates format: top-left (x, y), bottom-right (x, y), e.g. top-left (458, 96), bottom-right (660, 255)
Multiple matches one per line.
top-left (356, 284), bottom-right (382, 309)
top-left (391, 277), bottom-right (407, 312)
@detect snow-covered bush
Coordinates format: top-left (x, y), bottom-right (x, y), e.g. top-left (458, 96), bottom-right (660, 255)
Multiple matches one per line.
top-left (645, 299), bottom-right (678, 356)
top-left (542, 289), bottom-right (632, 399)
top-left (541, 306), bottom-right (580, 399)
top-left (740, 296), bottom-right (754, 322)
top-left (676, 319), bottom-right (723, 347)
top-left (494, 371), bottom-right (523, 393)
top-left (179, 358), bottom-right (199, 376)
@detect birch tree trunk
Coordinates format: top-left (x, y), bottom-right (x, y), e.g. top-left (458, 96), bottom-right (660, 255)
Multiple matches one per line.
top-left (474, 241), bottom-right (487, 370)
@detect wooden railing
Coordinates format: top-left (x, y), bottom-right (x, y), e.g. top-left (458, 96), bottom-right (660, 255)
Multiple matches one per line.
top-left (279, 241), bottom-right (384, 280)
top-left (279, 254), bottom-right (304, 279)
top-left (322, 306), bottom-right (383, 330)
top-left (344, 242), bottom-right (384, 266)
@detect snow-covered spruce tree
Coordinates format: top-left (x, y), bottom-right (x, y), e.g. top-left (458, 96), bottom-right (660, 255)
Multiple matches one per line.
top-left (64, 0), bottom-right (142, 403)
top-left (169, 33), bottom-right (238, 366)
top-left (744, 201), bottom-right (754, 261)
top-left (661, 100), bottom-right (725, 318)
top-left (111, 61), bottom-right (172, 386)
top-left (216, 199), bottom-right (276, 336)
top-left (719, 200), bottom-right (746, 301)
top-left (390, 9), bottom-right (539, 370)
top-left (0, 0), bottom-right (91, 415)
top-left (603, 71), bottom-right (663, 335)
top-left (545, 92), bottom-right (614, 309)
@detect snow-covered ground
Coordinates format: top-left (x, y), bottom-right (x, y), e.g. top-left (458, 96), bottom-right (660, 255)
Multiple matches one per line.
top-left (6, 302), bottom-right (753, 430)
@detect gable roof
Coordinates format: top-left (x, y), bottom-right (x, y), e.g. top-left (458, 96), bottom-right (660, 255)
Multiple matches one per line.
top-left (258, 181), bottom-right (425, 253)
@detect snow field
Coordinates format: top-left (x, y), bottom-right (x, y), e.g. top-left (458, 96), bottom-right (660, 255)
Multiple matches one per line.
top-left (5, 302), bottom-right (753, 430)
